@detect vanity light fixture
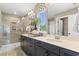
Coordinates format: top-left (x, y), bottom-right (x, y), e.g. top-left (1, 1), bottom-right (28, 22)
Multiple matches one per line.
top-left (28, 10), bottom-right (33, 15)
top-left (17, 20), bottom-right (20, 23)
top-left (26, 9), bottom-right (29, 13)
top-left (77, 7), bottom-right (79, 13)
top-left (22, 17), bottom-right (25, 20)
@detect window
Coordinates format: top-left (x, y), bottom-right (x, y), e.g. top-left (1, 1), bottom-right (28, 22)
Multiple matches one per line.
top-left (37, 10), bottom-right (46, 31)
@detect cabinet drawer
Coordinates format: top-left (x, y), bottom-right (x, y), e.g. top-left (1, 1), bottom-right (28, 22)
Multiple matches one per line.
top-left (47, 51), bottom-right (57, 56)
top-left (60, 48), bottom-right (79, 56)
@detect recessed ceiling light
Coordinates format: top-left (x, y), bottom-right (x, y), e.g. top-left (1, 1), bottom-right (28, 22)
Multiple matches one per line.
top-left (14, 12), bottom-right (16, 14)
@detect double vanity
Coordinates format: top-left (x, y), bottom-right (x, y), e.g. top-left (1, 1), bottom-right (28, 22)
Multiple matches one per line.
top-left (20, 34), bottom-right (79, 56)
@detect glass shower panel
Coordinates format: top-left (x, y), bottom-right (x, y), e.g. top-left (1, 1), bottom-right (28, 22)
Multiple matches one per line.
top-left (0, 18), bottom-right (11, 45)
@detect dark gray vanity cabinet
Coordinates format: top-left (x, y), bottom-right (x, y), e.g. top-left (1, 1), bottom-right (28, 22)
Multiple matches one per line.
top-left (20, 36), bottom-right (59, 56)
top-left (20, 35), bottom-right (79, 56)
top-left (20, 36), bottom-right (60, 56)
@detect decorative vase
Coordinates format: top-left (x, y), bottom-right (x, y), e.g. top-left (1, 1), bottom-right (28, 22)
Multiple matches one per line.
top-left (34, 24), bottom-right (37, 30)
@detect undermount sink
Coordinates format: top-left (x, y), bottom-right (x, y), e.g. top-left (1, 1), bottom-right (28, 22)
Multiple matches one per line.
top-left (46, 38), bottom-right (62, 42)
top-left (35, 36), bottom-right (62, 42)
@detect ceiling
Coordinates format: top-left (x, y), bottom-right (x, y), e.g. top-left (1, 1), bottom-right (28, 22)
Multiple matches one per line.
top-left (0, 3), bottom-right (36, 17)
top-left (0, 3), bottom-right (79, 18)
top-left (48, 3), bottom-right (79, 19)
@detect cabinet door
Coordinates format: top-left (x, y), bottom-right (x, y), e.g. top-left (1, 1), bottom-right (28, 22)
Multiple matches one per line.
top-left (23, 41), bottom-right (35, 56)
top-left (28, 44), bottom-right (35, 56)
top-left (23, 41), bottom-right (30, 55)
top-left (21, 39), bottom-right (24, 49)
top-left (60, 48), bottom-right (79, 56)
top-left (47, 51), bottom-right (57, 56)
top-left (35, 46), bottom-right (47, 56)
top-left (42, 42), bottom-right (59, 55)
top-left (20, 36), bottom-right (25, 49)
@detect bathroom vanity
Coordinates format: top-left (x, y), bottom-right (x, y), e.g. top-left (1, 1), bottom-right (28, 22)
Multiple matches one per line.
top-left (20, 34), bottom-right (79, 56)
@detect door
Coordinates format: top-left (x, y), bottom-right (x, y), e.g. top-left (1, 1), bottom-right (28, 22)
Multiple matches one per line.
top-left (49, 20), bottom-right (55, 35)
top-left (56, 18), bottom-right (63, 35)
top-left (63, 17), bottom-right (68, 36)
top-left (57, 17), bottom-right (68, 36)
top-left (58, 19), bottom-right (63, 35)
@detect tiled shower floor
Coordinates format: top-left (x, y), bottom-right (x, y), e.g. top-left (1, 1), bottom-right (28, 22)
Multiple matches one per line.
top-left (0, 42), bottom-right (26, 56)
top-left (0, 33), bottom-right (20, 45)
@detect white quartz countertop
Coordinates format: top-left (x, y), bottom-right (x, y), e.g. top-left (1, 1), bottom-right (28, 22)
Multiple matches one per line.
top-left (21, 34), bottom-right (79, 53)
